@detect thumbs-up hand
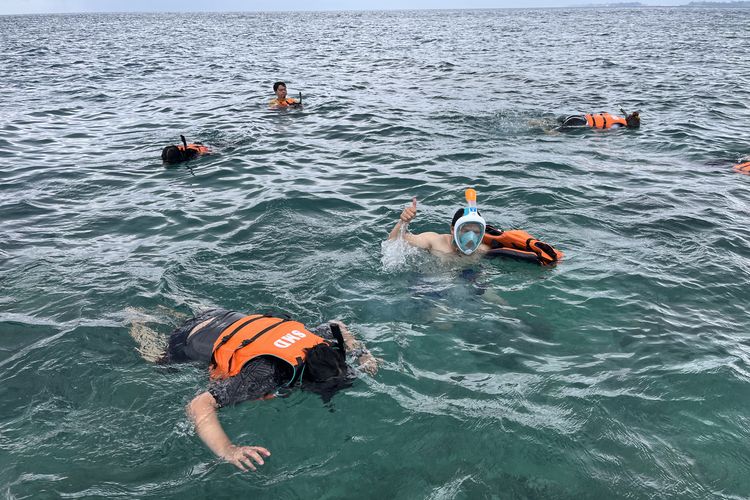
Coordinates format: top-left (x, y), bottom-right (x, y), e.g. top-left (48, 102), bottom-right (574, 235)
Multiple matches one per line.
top-left (400, 197), bottom-right (417, 223)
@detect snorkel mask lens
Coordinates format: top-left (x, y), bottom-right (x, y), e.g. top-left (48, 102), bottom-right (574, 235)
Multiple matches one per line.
top-left (456, 221), bottom-right (484, 254)
top-left (453, 189), bottom-right (486, 255)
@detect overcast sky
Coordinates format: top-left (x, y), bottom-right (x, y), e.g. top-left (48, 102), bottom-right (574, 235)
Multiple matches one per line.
top-left (0, 0), bottom-right (688, 15)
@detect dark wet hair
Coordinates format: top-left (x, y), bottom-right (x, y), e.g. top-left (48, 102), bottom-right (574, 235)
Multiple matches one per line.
top-left (161, 145), bottom-right (185, 164)
top-left (161, 144), bottom-right (199, 164)
top-left (273, 81), bottom-right (286, 92)
top-left (626, 112), bottom-right (640, 129)
top-left (301, 342), bottom-right (351, 403)
top-left (451, 208), bottom-right (482, 228)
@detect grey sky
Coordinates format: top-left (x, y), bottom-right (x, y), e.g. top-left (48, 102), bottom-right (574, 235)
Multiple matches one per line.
top-left (0, 0), bottom-right (687, 15)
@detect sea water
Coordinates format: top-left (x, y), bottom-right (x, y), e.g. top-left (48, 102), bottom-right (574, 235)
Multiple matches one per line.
top-left (1, 8), bottom-right (749, 498)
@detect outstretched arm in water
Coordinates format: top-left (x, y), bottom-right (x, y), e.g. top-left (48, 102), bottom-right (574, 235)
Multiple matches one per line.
top-left (329, 320), bottom-right (379, 375)
top-left (186, 392), bottom-right (271, 471)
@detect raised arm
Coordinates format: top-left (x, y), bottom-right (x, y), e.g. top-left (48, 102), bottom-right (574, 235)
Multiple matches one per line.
top-left (388, 197), bottom-right (417, 240)
top-left (387, 198), bottom-right (437, 251)
top-left (186, 392), bottom-right (271, 471)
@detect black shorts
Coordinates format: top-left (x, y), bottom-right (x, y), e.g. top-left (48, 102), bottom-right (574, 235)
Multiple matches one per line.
top-left (162, 308), bottom-right (244, 364)
top-left (560, 115), bottom-right (588, 127)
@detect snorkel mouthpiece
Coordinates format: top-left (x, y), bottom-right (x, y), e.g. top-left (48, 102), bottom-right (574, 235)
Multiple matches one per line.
top-left (453, 188), bottom-right (486, 255)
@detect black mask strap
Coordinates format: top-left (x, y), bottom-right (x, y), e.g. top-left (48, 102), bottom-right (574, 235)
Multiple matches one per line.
top-left (179, 135), bottom-right (189, 161)
top-left (329, 323), bottom-right (346, 358)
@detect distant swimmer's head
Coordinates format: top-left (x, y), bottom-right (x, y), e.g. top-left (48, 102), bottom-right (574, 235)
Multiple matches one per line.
top-left (273, 81), bottom-right (287, 99)
top-left (161, 145), bottom-right (185, 164)
top-left (626, 111), bottom-right (641, 129)
top-left (301, 341), bottom-right (351, 403)
top-left (451, 212), bottom-right (486, 255)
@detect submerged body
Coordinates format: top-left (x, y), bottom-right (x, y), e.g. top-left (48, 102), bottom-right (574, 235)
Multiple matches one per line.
top-left (559, 111), bottom-right (640, 130)
top-left (161, 135), bottom-right (210, 164)
top-left (136, 308), bottom-right (376, 471)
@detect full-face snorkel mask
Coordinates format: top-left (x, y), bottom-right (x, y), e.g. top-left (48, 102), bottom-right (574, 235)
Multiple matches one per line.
top-left (452, 188), bottom-right (486, 255)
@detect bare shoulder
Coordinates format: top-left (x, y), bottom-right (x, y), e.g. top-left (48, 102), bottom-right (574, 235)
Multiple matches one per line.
top-left (403, 231), bottom-right (435, 249)
top-left (406, 232), bottom-right (453, 253)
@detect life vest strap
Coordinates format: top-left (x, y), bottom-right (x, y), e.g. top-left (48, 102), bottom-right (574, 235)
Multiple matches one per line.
top-left (210, 314), bottom-right (267, 367)
top-left (226, 318), bottom-right (292, 375)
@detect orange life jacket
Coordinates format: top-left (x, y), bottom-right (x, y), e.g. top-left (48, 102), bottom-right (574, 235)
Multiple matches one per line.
top-left (585, 113), bottom-right (627, 129)
top-left (209, 314), bottom-right (327, 381)
top-left (177, 143), bottom-right (210, 155)
top-left (733, 161), bottom-right (750, 175)
top-left (482, 225), bottom-right (563, 266)
top-left (269, 98), bottom-right (299, 108)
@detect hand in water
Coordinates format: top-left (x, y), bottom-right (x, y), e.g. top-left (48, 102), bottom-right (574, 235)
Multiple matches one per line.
top-left (400, 197), bottom-right (417, 224)
top-left (222, 445), bottom-right (271, 472)
top-left (358, 352), bottom-right (380, 375)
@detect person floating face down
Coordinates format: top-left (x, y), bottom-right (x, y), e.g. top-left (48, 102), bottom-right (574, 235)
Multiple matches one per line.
top-left (269, 81), bottom-right (301, 109)
top-left (559, 109), bottom-right (640, 130)
top-left (152, 308), bottom-right (376, 471)
top-left (387, 190), bottom-right (490, 259)
top-left (161, 135), bottom-right (210, 164)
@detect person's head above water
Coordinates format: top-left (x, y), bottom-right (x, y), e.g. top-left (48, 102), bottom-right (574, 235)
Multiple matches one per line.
top-left (273, 81), bottom-right (287, 98)
top-left (451, 208), bottom-right (486, 255)
top-left (625, 111), bottom-right (641, 129)
top-left (449, 189), bottom-right (486, 255)
top-left (161, 145), bottom-right (186, 164)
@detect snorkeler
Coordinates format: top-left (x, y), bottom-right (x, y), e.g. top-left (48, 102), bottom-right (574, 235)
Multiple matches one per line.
top-left (559, 109), bottom-right (640, 129)
top-left (132, 308), bottom-right (376, 471)
top-left (388, 190), bottom-right (490, 259)
top-left (269, 81), bottom-right (301, 109)
top-left (161, 135), bottom-right (210, 164)
top-left (389, 190), bottom-right (562, 265)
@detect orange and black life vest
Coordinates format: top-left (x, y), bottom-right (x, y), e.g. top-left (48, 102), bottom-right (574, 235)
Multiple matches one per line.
top-left (733, 161), bottom-right (750, 175)
top-left (178, 143), bottom-right (210, 155)
top-left (209, 314), bottom-right (327, 382)
top-left (269, 98), bottom-right (299, 108)
top-left (482, 225), bottom-right (563, 266)
top-left (585, 113), bottom-right (627, 129)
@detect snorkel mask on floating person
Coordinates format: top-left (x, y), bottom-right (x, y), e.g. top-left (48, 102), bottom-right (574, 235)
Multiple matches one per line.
top-left (452, 188), bottom-right (486, 255)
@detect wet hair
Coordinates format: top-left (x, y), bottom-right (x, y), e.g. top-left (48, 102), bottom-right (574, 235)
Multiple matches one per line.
top-left (161, 144), bottom-right (199, 164)
top-left (161, 145), bottom-right (185, 164)
top-left (301, 342), bottom-right (351, 403)
top-left (273, 81), bottom-right (286, 92)
top-left (626, 112), bottom-right (641, 129)
top-left (451, 208), bottom-right (482, 228)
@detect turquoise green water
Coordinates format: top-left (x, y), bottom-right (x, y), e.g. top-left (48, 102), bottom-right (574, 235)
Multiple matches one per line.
top-left (1, 8), bottom-right (750, 499)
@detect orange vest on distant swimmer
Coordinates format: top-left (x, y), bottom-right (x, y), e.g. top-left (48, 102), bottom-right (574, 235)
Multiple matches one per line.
top-left (733, 161), bottom-right (750, 175)
top-left (585, 113), bottom-right (627, 129)
top-left (178, 143), bottom-right (210, 155)
top-left (482, 226), bottom-right (563, 266)
top-left (209, 314), bottom-right (326, 381)
top-left (270, 98), bottom-right (298, 107)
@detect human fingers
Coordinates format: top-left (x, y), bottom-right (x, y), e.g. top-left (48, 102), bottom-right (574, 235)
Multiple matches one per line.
top-left (238, 454), bottom-right (257, 471)
top-left (242, 448), bottom-right (266, 466)
top-left (230, 456), bottom-right (249, 472)
top-left (252, 446), bottom-right (271, 457)
top-left (412, 197), bottom-right (417, 209)
top-left (400, 207), bottom-right (416, 222)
